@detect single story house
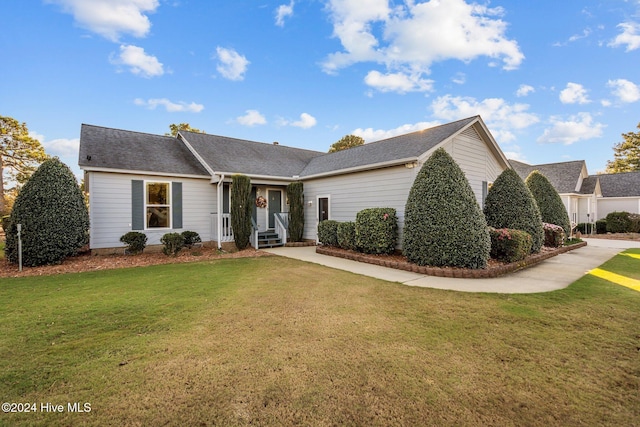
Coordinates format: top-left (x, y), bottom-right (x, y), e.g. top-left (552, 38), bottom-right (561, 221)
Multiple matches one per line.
top-left (510, 160), bottom-right (640, 224)
top-left (79, 115), bottom-right (510, 252)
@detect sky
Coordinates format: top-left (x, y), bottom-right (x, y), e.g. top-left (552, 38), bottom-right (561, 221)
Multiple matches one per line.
top-left (2, 0), bottom-right (640, 180)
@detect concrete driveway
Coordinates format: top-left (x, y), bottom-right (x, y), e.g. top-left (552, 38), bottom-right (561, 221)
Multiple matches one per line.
top-left (263, 241), bottom-right (636, 294)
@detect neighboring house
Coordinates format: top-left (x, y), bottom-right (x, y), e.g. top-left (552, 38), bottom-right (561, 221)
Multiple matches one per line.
top-left (79, 115), bottom-right (511, 252)
top-left (510, 160), bottom-right (640, 224)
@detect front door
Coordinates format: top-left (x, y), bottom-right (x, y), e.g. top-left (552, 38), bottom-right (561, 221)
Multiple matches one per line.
top-left (268, 190), bottom-right (282, 229)
top-left (318, 197), bottom-right (329, 222)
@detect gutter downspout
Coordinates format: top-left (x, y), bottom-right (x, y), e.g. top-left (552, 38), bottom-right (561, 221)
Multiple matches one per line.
top-left (216, 173), bottom-right (225, 249)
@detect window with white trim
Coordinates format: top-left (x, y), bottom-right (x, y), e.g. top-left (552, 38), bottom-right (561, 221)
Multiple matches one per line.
top-left (146, 181), bottom-right (171, 228)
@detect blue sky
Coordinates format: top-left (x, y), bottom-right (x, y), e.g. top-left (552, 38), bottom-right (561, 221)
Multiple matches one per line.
top-left (2, 0), bottom-right (640, 179)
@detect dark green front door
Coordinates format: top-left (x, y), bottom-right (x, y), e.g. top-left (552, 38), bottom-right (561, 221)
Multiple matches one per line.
top-left (268, 190), bottom-right (282, 229)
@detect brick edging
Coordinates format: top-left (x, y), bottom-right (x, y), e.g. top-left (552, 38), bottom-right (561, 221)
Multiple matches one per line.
top-left (316, 241), bottom-right (588, 279)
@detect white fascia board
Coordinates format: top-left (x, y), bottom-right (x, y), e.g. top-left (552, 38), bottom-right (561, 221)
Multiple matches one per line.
top-left (81, 166), bottom-right (209, 180)
top-left (300, 157), bottom-right (418, 180)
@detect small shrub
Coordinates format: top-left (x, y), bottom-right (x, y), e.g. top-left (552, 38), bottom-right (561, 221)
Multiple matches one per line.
top-left (606, 211), bottom-right (631, 233)
top-left (629, 214), bottom-right (640, 233)
top-left (356, 208), bottom-right (398, 255)
top-left (181, 231), bottom-right (202, 248)
top-left (543, 223), bottom-right (565, 247)
top-left (337, 221), bottom-right (356, 251)
top-left (120, 232), bottom-right (147, 254)
top-left (317, 220), bottom-right (339, 246)
top-left (596, 219), bottom-right (607, 234)
top-left (575, 223), bottom-right (589, 234)
top-left (161, 232), bottom-right (185, 256)
top-left (489, 228), bottom-right (532, 263)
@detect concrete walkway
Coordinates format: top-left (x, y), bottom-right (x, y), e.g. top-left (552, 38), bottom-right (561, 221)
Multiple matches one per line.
top-left (262, 240), bottom-right (638, 293)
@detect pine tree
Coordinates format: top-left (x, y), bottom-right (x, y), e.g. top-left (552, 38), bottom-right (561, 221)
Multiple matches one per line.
top-left (606, 122), bottom-right (640, 173)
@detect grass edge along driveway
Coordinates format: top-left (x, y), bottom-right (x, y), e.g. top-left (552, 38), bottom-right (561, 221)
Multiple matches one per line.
top-left (0, 250), bottom-right (639, 426)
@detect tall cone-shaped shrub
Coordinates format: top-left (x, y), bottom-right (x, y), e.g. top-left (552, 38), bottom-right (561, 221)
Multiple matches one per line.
top-left (231, 174), bottom-right (252, 249)
top-left (525, 170), bottom-right (571, 236)
top-left (287, 181), bottom-right (304, 242)
top-left (403, 148), bottom-right (490, 269)
top-left (5, 157), bottom-right (89, 266)
top-left (484, 168), bottom-right (544, 253)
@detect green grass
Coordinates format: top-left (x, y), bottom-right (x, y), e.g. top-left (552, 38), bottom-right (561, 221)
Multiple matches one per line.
top-left (0, 250), bottom-right (639, 426)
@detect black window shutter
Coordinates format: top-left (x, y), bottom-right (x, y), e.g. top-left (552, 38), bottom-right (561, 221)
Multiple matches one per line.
top-left (172, 182), bottom-right (183, 229)
top-left (132, 180), bottom-right (144, 230)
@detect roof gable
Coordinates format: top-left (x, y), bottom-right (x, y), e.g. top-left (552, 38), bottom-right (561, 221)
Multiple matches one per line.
top-left (510, 160), bottom-right (587, 193)
top-left (79, 124), bottom-right (210, 177)
top-left (300, 116), bottom-right (480, 177)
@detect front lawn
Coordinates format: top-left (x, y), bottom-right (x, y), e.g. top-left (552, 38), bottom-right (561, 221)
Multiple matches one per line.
top-left (1, 251), bottom-right (639, 426)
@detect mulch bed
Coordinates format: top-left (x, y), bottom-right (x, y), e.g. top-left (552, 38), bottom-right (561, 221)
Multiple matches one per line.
top-left (316, 242), bottom-right (588, 279)
top-left (0, 247), bottom-right (274, 279)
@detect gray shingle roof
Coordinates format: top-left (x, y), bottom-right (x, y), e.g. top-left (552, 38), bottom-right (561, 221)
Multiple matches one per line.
top-left (509, 159), bottom-right (586, 193)
top-left (179, 131), bottom-right (323, 178)
top-left (79, 124), bottom-right (210, 176)
top-left (597, 172), bottom-right (640, 197)
top-left (300, 116), bottom-right (478, 177)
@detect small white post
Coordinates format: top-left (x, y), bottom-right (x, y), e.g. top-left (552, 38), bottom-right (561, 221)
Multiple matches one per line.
top-left (17, 223), bottom-right (22, 272)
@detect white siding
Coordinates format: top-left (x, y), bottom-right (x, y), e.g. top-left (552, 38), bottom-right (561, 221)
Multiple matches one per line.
top-left (303, 165), bottom-right (418, 244)
top-left (597, 198), bottom-right (640, 219)
top-left (442, 127), bottom-right (505, 206)
top-left (88, 172), bottom-right (215, 249)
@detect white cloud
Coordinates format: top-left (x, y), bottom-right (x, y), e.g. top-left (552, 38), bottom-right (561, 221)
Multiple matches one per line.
top-left (609, 22), bottom-right (640, 51)
top-left (215, 47), bottom-right (249, 81)
top-left (452, 73), bottom-right (466, 85)
top-left (537, 113), bottom-right (605, 145)
top-left (45, 138), bottom-right (81, 157)
top-left (364, 70), bottom-right (433, 93)
top-left (47, 0), bottom-right (159, 42)
top-left (559, 82), bottom-right (590, 104)
top-left (516, 84), bottom-right (534, 97)
top-left (291, 113), bottom-right (317, 129)
top-left (275, 1), bottom-right (294, 27)
top-left (111, 44), bottom-right (163, 77)
top-left (430, 95), bottom-right (539, 143)
top-left (134, 98), bottom-right (204, 112)
top-left (607, 78), bottom-right (640, 103)
top-left (236, 110), bottom-right (267, 126)
top-left (322, 0), bottom-right (524, 79)
top-left (279, 113), bottom-right (317, 129)
top-left (352, 121), bottom-right (440, 142)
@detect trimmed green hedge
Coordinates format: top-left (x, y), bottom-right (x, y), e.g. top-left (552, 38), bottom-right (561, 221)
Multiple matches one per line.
top-left (489, 228), bottom-right (532, 263)
top-left (318, 220), bottom-right (339, 246)
top-left (355, 208), bottom-right (398, 254)
top-left (526, 170), bottom-right (571, 236)
top-left (161, 232), bottom-right (185, 256)
top-left (484, 168), bottom-right (544, 253)
top-left (287, 182), bottom-right (304, 242)
top-left (231, 175), bottom-right (252, 249)
top-left (605, 211), bottom-right (631, 233)
top-left (5, 158), bottom-right (90, 266)
top-left (120, 232), bottom-right (147, 254)
top-left (181, 231), bottom-right (201, 248)
top-left (402, 148), bottom-right (490, 269)
top-left (337, 221), bottom-right (356, 250)
top-left (596, 219), bottom-right (607, 234)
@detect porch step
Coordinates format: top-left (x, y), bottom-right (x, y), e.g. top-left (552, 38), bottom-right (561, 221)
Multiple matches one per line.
top-left (258, 230), bottom-right (284, 249)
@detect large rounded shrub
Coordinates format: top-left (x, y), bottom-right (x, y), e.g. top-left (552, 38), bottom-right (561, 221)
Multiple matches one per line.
top-left (5, 158), bottom-right (90, 266)
top-left (525, 170), bottom-right (571, 236)
top-left (403, 148), bottom-right (490, 269)
top-left (484, 168), bottom-right (544, 253)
